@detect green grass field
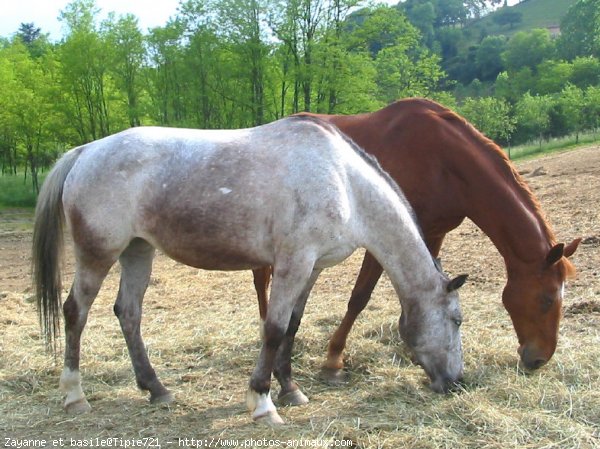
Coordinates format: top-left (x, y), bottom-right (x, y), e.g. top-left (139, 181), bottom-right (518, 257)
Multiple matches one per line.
top-left (507, 132), bottom-right (600, 160)
top-left (0, 172), bottom-right (41, 208)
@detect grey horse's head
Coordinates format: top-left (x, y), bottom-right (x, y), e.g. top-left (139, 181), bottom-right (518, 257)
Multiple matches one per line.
top-left (399, 274), bottom-right (468, 393)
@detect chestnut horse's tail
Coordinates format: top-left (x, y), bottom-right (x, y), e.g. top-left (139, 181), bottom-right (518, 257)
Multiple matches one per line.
top-left (32, 146), bottom-right (84, 350)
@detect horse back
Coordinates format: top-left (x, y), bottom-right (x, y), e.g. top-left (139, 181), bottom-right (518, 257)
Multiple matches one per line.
top-left (60, 122), bottom-right (364, 271)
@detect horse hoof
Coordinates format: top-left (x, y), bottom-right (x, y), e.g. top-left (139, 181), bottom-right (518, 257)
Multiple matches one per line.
top-left (320, 367), bottom-right (349, 385)
top-left (64, 398), bottom-right (91, 414)
top-left (253, 410), bottom-right (284, 426)
top-left (278, 389), bottom-right (309, 407)
top-left (150, 391), bottom-right (174, 404)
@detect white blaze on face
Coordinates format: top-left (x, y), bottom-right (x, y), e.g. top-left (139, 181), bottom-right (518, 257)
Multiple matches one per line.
top-left (561, 282), bottom-right (565, 299)
top-left (219, 187), bottom-right (232, 195)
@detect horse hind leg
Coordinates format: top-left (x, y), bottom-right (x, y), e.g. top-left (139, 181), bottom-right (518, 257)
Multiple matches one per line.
top-left (322, 251), bottom-right (383, 383)
top-left (60, 257), bottom-right (114, 413)
top-left (113, 238), bottom-right (172, 404)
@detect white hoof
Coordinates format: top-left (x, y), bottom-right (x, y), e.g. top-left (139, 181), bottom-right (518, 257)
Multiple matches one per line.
top-left (60, 368), bottom-right (89, 414)
top-left (246, 389), bottom-right (284, 424)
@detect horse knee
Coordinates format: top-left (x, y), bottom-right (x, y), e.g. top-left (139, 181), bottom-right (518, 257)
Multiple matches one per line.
top-left (347, 291), bottom-right (370, 315)
top-left (286, 313), bottom-right (302, 336)
top-left (263, 321), bottom-right (287, 349)
top-left (63, 294), bottom-right (79, 326)
top-left (113, 303), bottom-right (122, 318)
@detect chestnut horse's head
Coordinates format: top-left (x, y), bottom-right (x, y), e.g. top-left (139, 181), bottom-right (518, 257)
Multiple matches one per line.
top-left (502, 239), bottom-right (580, 370)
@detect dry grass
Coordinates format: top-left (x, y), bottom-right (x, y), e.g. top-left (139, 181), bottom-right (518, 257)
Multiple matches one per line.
top-left (1, 147), bottom-right (599, 448)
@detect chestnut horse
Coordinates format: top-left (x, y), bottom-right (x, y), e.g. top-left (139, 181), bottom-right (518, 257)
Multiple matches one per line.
top-left (253, 99), bottom-right (580, 385)
top-left (33, 116), bottom-right (467, 425)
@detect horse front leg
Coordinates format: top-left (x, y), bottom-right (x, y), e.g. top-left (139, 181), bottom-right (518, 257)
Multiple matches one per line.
top-left (273, 270), bottom-right (320, 406)
top-left (322, 251), bottom-right (383, 383)
top-left (113, 239), bottom-right (172, 404)
top-left (246, 258), bottom-right (316, 425)
top-left (60, 261), bottom-right (113, 413)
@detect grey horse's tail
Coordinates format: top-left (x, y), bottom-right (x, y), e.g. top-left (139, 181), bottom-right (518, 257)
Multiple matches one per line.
top-left (32, 146), bottom-right (84, 350)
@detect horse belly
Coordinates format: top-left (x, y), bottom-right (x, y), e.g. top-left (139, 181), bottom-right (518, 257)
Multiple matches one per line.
top-left (157, 243), bottom-right (269, 271)
top-left (138, 202), bottom-right (273, 271)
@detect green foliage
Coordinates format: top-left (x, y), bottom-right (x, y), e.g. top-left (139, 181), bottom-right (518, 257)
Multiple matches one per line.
top-left (558, 0), bottom-right (600, 59)
top-left (535, 60), bottom-right (574, 94)
top-left (492, 7), bottom-right (523, 29)
top-left (458, 96), bottom-right (515, 143)
top-left (502, 28), bottom-right (555, 72)
top-left (475, 35), bottom-right (506, 81)
top-left (0, 0), bottom-right (599, 184)
top-left (514, 92), bottom-right (554, 147)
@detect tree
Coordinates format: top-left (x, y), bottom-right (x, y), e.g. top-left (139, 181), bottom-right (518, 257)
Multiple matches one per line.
top-left (104, 14), bottom-right (146, 127)
top-left (535, 60), bottom-right (574, 95)
top-left (217, 0), bottom-right (271, 125)
top-left (269, 0), bottom-right (361, 114)
top-left (570, 56), bottom-right (600, 88)
top-left (475, 35), bottom-right (506, 81)
top-left (436, 0), bottom-right (468, 26)
top-left (178, 0), bottom-right (224, 127)
top-left (583, 85), bottom-right (600, 137)
top-left (458, 96), bottom-right (515, 144)
top-left (348, 5), bottom-right (420, 58)
top-left (503, 29), bottom-right (555, 73)
top-left (0, 41), bottom-right (61, 190)
top-left (58, 0), bottom-right (116, 141)
top-left (375, 44), bottom-right (444, 102)
top-left (269, 0), bottom-right (331, 112)
top-left (402, 0), bottom-right (436, 46)
top-left (558, 0), bottom-right (600, 59)
top-left (146, 20), bottom-right (187, 126)
top-left (515, 92), bottom-right (553, 147)
top-left (557, 84), bottom-right (585, 143)
top-left (0, 46), bottom-right (20, 174)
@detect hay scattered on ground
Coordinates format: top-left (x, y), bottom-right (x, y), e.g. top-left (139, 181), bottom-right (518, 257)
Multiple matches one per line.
top-left (1, 146), bottom-right (599, 448)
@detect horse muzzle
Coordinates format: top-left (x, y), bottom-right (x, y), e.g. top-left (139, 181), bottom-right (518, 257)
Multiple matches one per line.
top-left (415, 353), bottom-right (464, 394)
top-left (518, 344), bottom-right (549, 371)
top-left (429, 375), bottom-right (465, 394)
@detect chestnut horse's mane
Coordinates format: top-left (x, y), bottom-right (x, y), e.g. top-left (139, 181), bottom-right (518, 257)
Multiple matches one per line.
top-left (398, 99), bottom-right (576, 276)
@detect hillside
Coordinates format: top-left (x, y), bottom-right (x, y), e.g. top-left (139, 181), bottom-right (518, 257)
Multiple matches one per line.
top-left (467, 0), bottom-right (577, 39)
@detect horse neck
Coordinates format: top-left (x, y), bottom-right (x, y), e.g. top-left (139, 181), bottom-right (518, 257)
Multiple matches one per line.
top-left (358, 183), bottom-right (441, 299)
top-left (458, 141), bottom-right (555, 276)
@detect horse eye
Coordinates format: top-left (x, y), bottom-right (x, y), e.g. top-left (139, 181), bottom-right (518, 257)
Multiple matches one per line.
top-left (541, 294), bottom-right (555, 313)
top-left (453, 319), bottom-right (462, 327)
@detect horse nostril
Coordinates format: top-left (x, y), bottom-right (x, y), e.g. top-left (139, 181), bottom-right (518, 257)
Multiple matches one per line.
top-left (450, 377), bottom-right (466, 392)
top-left (430, 376), bottom-right (463, 394)
top-left (531, 358), bottom-right (547, 370)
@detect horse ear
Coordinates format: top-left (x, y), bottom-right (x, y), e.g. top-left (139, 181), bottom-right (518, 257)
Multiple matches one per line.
top-left (545, 243), bottom-right (565, 267)
top-left (563, 238), bottom-right (581, 259)
top-left (447, 274), bottom-right (468, 292)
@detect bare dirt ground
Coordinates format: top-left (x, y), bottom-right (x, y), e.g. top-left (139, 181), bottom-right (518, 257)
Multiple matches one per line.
top-left (0, 145), bottom-right (599, 448)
